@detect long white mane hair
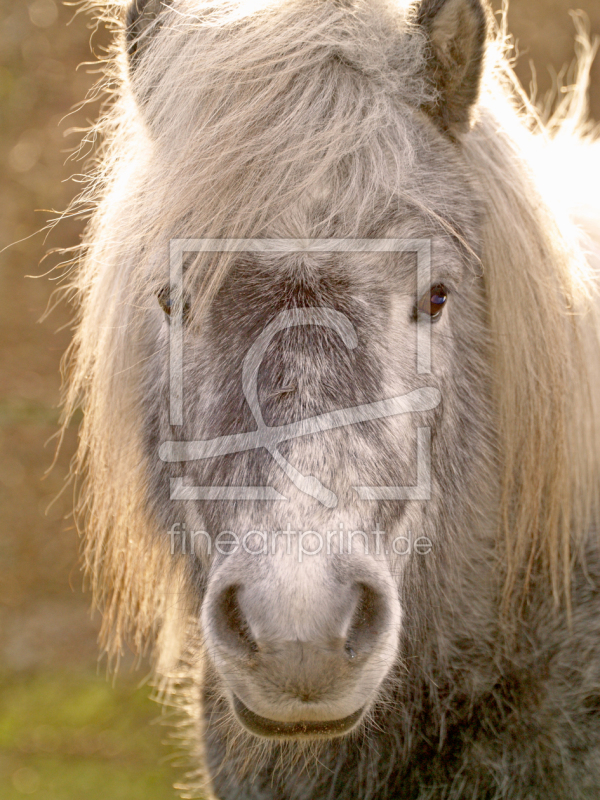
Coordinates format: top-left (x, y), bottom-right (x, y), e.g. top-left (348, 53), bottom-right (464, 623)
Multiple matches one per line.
top-left (62, 0), bottom-right (600, 660)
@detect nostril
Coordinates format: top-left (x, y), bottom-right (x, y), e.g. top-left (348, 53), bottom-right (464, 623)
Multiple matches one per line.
top-left (215, 585), bottom-right (259, 657)
top-left (345, 583), bottom-right (389, 659)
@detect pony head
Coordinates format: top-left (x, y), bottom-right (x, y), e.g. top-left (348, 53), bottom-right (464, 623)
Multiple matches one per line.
top-left (65, 0), bottom-right (600, 762)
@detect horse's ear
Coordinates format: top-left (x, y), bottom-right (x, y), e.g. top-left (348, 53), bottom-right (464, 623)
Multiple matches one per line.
top-left (417, 0), bottom-right (489, 134)
top-left (126, 0), bottom-right (171, 67)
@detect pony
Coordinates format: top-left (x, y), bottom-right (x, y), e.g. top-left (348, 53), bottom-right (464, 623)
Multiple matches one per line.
top-left (63, 0), bottom-right (600, 796)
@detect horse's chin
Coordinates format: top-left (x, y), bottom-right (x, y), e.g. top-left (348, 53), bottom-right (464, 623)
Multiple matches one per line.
top-left (232, 695), bottom-right (365, 740)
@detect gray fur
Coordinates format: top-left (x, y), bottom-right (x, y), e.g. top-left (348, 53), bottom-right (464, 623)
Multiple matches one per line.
top-left (417, 0), bottom-right (489, 132)
top-left (64, 1), bottom-right (600, 797)
top-left (126, 0), bottom-right (171, 62)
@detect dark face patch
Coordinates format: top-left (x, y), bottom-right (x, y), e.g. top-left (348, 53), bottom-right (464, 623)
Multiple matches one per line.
top-left (176, 253), bottom-right (400, 535)
top-left (207, 254), bottom-right (387, 427)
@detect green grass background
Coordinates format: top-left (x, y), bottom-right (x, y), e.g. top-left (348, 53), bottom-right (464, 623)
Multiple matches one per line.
top-left (0, 672), bottom-right (177, 799)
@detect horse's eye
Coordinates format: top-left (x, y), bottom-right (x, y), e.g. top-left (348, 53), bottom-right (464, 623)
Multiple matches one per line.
top-left (157, 286), bottom-right (191, 322)
top-left (415, 284), bottom-right (448, 322)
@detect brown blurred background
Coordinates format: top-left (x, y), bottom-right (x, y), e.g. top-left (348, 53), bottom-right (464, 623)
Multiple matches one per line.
top-left (0, 1), bottom-right (598, 798)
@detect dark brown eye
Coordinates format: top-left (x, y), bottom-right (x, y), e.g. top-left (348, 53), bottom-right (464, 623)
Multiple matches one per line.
top-left (157, 286), bottom-right (191, 322)
top-left (415, 284), bottom-right (448, 322)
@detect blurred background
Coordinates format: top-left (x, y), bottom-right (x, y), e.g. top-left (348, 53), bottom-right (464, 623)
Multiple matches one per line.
top-left (0, 1), bottom-right (598, 798)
